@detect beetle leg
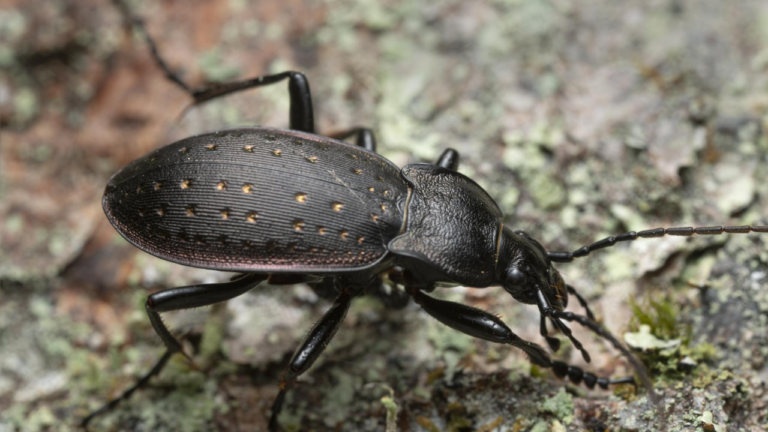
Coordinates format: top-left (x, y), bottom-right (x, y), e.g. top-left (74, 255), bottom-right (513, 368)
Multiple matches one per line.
top-left (533, 291), bottom-right (591, 362)
top-left (365, 278), bottom-right (410, 309)
top-left (435, 148), bottom-right (460, 170)
top-left (326, 127), bottom-right (377, 152)
top-left (540, 315), bottom-right (561, 352)
top-left (145, 274), bottom-right (266, 355)
top-left (270, 288), bottom-right (356, 431)
top-left (566, 284), bottom-right (596, 320)
top-left (81, 273), bottom-right (265, 429)
top-left (114, 0), bottom-right (315, 132)
top-left (410, 289), bottom-right (636, 389)
top-left (189, 71), bottom-right (315, 132)
top-left (534, 290), bottom-right (657, 401)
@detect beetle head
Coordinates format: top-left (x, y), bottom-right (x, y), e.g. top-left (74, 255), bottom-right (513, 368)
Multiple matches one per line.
top-left (498, 227), bottom-right (568, 309)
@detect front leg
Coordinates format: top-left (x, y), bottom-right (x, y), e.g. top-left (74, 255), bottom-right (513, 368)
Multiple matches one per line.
top-left (534, 290), bottom-right (655, 398)
top-left (410, 289), bottom-right (634, 389)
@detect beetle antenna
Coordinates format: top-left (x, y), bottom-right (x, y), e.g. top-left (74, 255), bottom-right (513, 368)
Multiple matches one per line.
top-left (547, 225), bottom-right (768, 263)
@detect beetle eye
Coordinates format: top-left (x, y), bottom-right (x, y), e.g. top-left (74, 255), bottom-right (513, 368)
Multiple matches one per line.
top-left (506, 267), bottom-right (526, 286)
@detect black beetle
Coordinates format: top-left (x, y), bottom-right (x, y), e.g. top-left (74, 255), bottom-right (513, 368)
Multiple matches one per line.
top-left (83, 3), bottom-right (768, 430)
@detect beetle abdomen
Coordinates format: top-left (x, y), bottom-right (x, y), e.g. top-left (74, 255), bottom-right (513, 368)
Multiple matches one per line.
top-left (103, 128), bottom-right (407, 272)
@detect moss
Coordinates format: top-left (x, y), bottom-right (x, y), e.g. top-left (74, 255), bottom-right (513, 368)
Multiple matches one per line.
top-left (380, 395), bottom-right (398, 432)
top-left (538, 388), bottom-right (574, 423)
top-left (629, 293), bottom-right (686, 341)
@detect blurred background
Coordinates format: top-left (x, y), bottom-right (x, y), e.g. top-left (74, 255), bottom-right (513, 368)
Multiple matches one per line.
top-left (2, 0), bottom-right (768, 430)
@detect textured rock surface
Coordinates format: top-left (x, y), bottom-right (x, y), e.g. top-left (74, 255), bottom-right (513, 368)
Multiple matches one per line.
top-left (2, 0), bottom-right (767, 431)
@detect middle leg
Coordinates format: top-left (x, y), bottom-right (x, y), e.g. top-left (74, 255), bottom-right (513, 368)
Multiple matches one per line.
top-left (435, 148), bottom-right (460, 170)
top-left (269, 285), bottom-right (360, 431)
top-left (326, 127), bottom-right (377, 152)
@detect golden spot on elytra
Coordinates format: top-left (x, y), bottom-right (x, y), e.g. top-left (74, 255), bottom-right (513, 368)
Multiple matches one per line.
top-left (157, 206), bottom-right (165, 217)
top-left (357, 237), bottom-right (364, 244)
top-left (186, 206), bottom-right (196, 216)
top-left (332, 202), bottom-right (343, 211)
top-left (272, 149), bottom-right (282, 156)
top-left (178, 147), bottom-right (189, 154)
top-left (352, 168), bottom-right (363, 175)
top-left (293, 220), bottom-right (305, 231)
top-left (154, 181), bottom-right (163, 191)
top-left (181, 179), bottom-right (192, 189)
top-left (243, 145), bottom-right (254, 152)
top-left (306, 156), bottom-right (318, 164)
top-left (246, 211), bottom-right (258, 223)
top-left (216, 181), bottom-right (228, 191)
top-left (370, 214), bottom-right (378, 222)
top-left (368, 187), bottom-right (375, 192)
top-left (136, 186), bottom-right (142, 194)
top-left (339, 230), bottom-right (348, 240)
top-left (380, 205), bottom-right (387, 211)
top-left (383, 190), bottom-right (390, 196)
top-left (348, 154), bottom-right (358, 160)
top-left (205, 144), bottom-right (217, 151)
top-left (295, 193), bottom-right (307, 203)
top-left (242, 184), bottom-right (253, 194)
top-left (317, 226), bottom-right (326, 235)
top-left (220, 209), bottom-right (230, 219)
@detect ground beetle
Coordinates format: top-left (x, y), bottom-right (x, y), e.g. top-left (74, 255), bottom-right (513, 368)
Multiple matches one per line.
top-left (83, 3), bottom-right (768, 430)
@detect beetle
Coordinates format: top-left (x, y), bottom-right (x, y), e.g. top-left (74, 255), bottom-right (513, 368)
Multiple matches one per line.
top-left (83, 4), bottom-right (768, 431)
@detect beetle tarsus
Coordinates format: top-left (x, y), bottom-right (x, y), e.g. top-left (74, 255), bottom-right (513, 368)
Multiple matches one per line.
top-left (411, 288), bottom-right (639, 392)
top-left (541, 305), bottom-right (658, 404)
top-left (81, 350), bottom-right (173, 429)
top-left (114, 0), bottom-right (316, 133)
top-left (566, 284), bottom-right (595, 320)
top-left (83, 275), bottom-right (265, 428)
top-left (539, 315), bottom-right (561, 352)
top-left (269, 388), bottom-right (288, 432)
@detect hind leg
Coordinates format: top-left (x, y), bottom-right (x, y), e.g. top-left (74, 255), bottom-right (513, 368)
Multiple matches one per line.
top-left (81, 274), bottom-right (266, 428)
top-left (113, 0), bottom-right (315, 132)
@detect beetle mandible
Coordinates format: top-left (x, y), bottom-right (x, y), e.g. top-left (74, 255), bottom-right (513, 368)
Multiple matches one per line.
top-left (82, 3), bottom-right (768, 430)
